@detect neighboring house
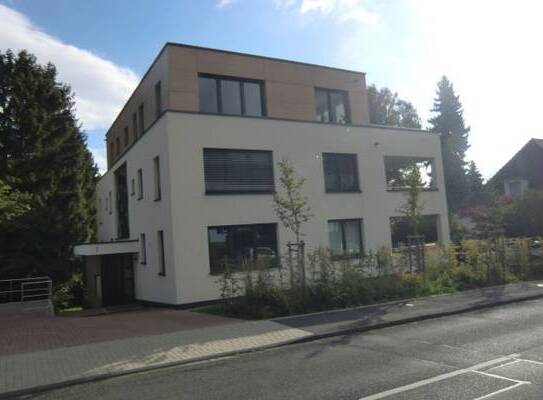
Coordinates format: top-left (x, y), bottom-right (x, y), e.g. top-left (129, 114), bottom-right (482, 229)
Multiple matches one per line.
top-left (74, 43), bottom-right (450, 308)
top-left (488, 138), bottom-right (543, 196)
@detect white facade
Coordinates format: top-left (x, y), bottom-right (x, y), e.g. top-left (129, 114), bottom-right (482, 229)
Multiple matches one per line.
top-left (93, 112), bottom-right (450, 305)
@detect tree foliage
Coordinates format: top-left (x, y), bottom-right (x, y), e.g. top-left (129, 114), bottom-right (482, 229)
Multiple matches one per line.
top-left (367, 84), bottom-right (422, 129)
top-left (272, 159), bottom-right (312, 244)
top-left (0, 50), bottom-right (97, 281)
top-left (397, 163), bottom-right (425, 236)
top-left (428, 76), bottom-right (471, 212)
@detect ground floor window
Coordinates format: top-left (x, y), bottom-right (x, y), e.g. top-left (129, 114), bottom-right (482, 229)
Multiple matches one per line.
top-left (390, 215), bottom-right (439, 248)
top-left (328, 219), bottom-right (363, 259)
top-left (208, 223), bottom-right (278, 274)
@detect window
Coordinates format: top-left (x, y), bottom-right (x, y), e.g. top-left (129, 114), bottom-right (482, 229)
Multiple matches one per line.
top-left (198, 75), bottom-right (264, 117)
top-left (132, 112), bottom-right (138, 140)
top-left (155, 81), bottom-right (162, 119)
top-left (328, 219), bottom-right (363, 259)
top-left (390, 215), bottom-right (438, 248)
top-left (323, 153), bottom-right (360, 192)
top-left (108, 191), bottom-right (112, 215)
top-left (115, 137), bottom-right (120, 156)
top-left (154, 156), bottom-right (161, 201)
top-left (130, 178), bottom-right (135, 196)
top-left (157, 230), bottom-right (165, 275)
top-left (140, 233), bottom-right (147, 264)
top-left (208, 223), bottom-right (278, 274)
top-left (385, 156), bottom-right (435, 191)
top-left (138, 103), bottom-right (144, 136)
top-left (315, 88), bottom-right (350, 124)
top-left (104, 196), bottom-right (108, 211)
top-left (109, 142), bottom-right (114, 160)
top-left (505, 179), bottom-right (527, 196)
top-left (124, 126), bottom-right (129, 147)
top-left (203, 149), bottom-right (274, 194)
top-left (137, 168), bottom-right (143, 200)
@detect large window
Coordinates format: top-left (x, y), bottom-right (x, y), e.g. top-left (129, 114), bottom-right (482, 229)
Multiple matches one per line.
top-left (199, 75), bottom-right (264, 117)
top-left (390, 215), bottom-right (439, 248)
top-left (323, 153), bottom-right (360, 192)
top-left (385, 156), bottom-right (435, 191)
top-left (208, 223), bottom-right (278, 274)
top-left (315, 88), bottom-right (350, 124)
top-left (203, 149), bottom-right (274, 194)
top-left (328, 219), bottom-right (363, 259)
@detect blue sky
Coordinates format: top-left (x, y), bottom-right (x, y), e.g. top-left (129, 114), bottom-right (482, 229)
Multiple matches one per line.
top-left (1, 0), bottom-right (542, 177)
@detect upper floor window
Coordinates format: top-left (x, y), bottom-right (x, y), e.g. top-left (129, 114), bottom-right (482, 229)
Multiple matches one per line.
top-left (138, 103), bottom-right (145, 136)
top-left (137, 168), bottom-right (144, 200)
top-left (385, 156), bottom-right (435, 191)
top-left (504, 179), bottom-right (528, 196)
top-left (315, 88), bottom-right (350, 124)
top-left (132, 112), bottom-right (138, 140)
top-left (203, 148), bottom-right (274, 194)
top-left (157, 230), bottom-right (166, 276)
top-left (155, 81), bottom-right (162, 119)
top-left (323, 153), bottom-right (360, 192)
top-left (198, 75), bottom-right (264, 117)
top-left (123, 126), bottom-right (129, 147)
top-left (153, 156), bottom-right (162, 201)
top-left (115, 137), bottom-right (120, 156)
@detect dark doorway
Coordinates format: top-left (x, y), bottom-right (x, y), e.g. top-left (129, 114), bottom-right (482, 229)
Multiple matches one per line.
top-left (115, 163), bottom-right (130, 239)
top-left (101, 254), bottom-right (135, 306)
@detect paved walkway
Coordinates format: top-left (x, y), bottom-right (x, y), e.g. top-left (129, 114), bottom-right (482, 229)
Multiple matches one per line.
top-left (2, 281), bottom-right (543, 398)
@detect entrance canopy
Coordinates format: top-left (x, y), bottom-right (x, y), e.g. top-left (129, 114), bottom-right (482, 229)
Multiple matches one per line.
top-left (74, 240), bottom-right (139, 256)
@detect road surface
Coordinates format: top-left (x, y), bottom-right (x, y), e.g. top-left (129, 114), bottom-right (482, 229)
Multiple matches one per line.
top-left (20, 298), bottom-right (543, 399)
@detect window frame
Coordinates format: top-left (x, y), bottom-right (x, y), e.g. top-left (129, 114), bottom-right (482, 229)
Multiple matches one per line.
top-left (137, 168), bottom-right (144, 200)
top-left (322, 152), bottom-right (361, 193)
top-left (198, 73), bottom-right (266, 117)
top-left (153, 156), bottom-right (162, 201)
top-left (207, 223), bottom-right (279, 275)
top-left (155, 81), bottom-right (162, 119)
top-left (140, 233), bottom-right (147, 265)
top-left (315, 87), bottom-right (351, 124)
top-left (203, 148), bottom-right (275, 194)
top-left (157, 230), bottom-right (166, 276)
top-left (327, 218), bottom-right (363, 260)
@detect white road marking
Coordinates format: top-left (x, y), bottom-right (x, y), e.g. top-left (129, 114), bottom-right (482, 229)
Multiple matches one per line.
top-left (471, 382), bottom-right (527, 400)
top-left (485, 359), bottom-right (521, 371)
top-left (514, 357), bottom-right (543, 366)
top-left (357, 355), bottom-right (520, 400)
top-left (472, 369), bottom-right (528, 384)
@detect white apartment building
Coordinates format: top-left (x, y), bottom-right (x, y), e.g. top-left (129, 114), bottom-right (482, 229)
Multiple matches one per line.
top-left (74, 43), bottom-right (450, 307)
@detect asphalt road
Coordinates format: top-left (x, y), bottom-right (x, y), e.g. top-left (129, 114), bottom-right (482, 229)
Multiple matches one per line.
top-left (20, 298), bottom-right (543, 400)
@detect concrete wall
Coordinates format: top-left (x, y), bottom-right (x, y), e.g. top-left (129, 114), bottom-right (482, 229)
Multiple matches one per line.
top-left (165, 112), bottom-right (450, 304)
top-left (96, 117), bottom-right (178, 304)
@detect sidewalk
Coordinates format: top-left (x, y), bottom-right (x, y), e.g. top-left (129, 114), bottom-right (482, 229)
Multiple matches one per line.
top-left (2, 281), bottom-right (543, 398)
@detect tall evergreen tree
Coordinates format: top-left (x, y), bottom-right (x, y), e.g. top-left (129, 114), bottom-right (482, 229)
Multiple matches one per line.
top-left (367, 84), bottom-right (421, 129)
top-left (428, 76), bottom-right (470, 212)
top-left (465, 161), bottom-right (485, 206)
top-left (0, 50), bottom-right (97, 282)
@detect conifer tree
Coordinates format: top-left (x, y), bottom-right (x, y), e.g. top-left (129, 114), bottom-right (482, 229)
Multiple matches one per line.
top-left (0, 50), bottom-right (97, 281)
top-left (428, 76), bottom-right (470, 212)
top-left (465, 161), bottom-right (485, 206)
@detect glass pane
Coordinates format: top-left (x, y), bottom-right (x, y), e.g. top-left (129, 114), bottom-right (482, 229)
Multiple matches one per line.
top-left (328, 221), bottom-right (343, 256)
top-left (208, 227), bottom-right (228, 273)
top-left (220, 80), bottom-right (242, 115)
top-left (330, 91), bottom-right (348, 124)
top-left (243, 82), bottom-right (262, 116)
top-left (344, 221), bottom-right (361, 256)
top-left (338, 155), bottom-right (357, 191)
top-left (315, 90), bottom-right (330, 122)
top-left (199, 77), bottom-right (218, 113)
top-left (324, 155), bottom-right (339, 191)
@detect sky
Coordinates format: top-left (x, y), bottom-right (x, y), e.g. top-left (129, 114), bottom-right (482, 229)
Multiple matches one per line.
top-left (1, 0), bottom-right (542, 178)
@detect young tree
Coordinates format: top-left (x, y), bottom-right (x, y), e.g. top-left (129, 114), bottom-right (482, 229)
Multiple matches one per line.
top-left (397, 163), bottom-right (425, 236)
top-left (273, 159), bottom-right (312, 288)
top-left (428, 76), bottom-right (470, 212)
top-left (465, 161), bottom-right (486, 206)
top-left (367, 85), bottom-right (422, 129)
top-left (0, 50), bottom-right (97, 281)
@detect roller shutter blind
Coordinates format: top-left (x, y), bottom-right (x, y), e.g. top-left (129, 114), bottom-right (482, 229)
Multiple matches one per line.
top-left (203, 149), bottom-right (274, 193)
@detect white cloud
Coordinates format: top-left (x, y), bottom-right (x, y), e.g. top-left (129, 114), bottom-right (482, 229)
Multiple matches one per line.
top-left (279, 0), bottom-right (380, 25)
top-left (89, 147), bottom-right (107, 175)
top-left (217, 0), bottom-right (239, 8)
top-left (0, 4), bottom-right (139, 132)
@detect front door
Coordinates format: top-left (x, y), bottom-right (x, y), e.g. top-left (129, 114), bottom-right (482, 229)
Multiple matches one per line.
top-left (101, 254), bottom-right (135, 306)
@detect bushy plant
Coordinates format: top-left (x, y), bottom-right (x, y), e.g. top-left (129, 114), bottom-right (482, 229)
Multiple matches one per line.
top-left (53, 272), bottom-right (84, 310)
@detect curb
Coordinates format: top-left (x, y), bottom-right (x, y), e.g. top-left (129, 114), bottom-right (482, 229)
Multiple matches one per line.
top-left (4, 290), bottom-right (543, 399)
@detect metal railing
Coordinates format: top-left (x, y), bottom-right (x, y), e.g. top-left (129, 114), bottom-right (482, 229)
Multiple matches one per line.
top-left (0, 277), bottom-right (52, 305)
